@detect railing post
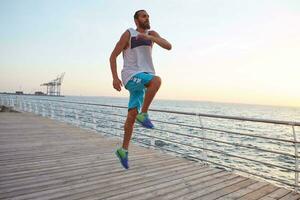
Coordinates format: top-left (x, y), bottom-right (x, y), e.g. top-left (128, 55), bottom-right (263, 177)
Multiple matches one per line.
top-left (75, 109), bottom-right (79, 126)
top-left (26, 101), bottom-right (29, 112)
top-left (42, 104), bottom-right (46, 117)
top-left (48, 103), bottom-right (52, 117)
top-left (92, 112), bottom-right (97, 129)
top-left (24, 101), bottom-right (27, 112)
top-left (292, 125), bottom-right (299, 192)
top-left (34, 102), bottom-right (39, 115)
top-left (11, 98), bottom-right (14, 109)
top-left (46, 103), bottom-right (49, 116)
top-left (111, 104), bottom-right (117, 137)
top-left (18, 96), bottom-right (22, 111)
top-left (14, 96), bottom-right (18, 111)
top-left (19, 98), bottom-right (22, 111)
top-left (29, 102), bottom-right (32, 112)
top-left (150, 137), bottom-right (155, 149)
top-left (61, 104), bottom-right (65, 120)
top-left (31, 102), bottom-right (34, 113)
top-left (35, 102), bottom-right (38, 114)
top-left (5, 96), bottom-right (8, 106)
top-left (50, 105), bottom-right (55, 119)
top-left (9, 98), bottom-right (12, 107)
top-left (12, 97), bottom-right (15, 108)
top-left (198, 114), bottom-right (208, 165)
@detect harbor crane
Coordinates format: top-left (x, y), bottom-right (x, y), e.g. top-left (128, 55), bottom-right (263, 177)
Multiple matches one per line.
top-left (41, 73), bottom-right (65, 96)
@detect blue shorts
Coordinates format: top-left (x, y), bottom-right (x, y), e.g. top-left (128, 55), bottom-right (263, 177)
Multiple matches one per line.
top-left (125, 72), bottom-right (154, 112)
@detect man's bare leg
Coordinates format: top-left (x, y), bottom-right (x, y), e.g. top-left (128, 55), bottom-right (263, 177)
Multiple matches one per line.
top-left (122, 108), bottom-right (138, 150)
top-left (141, 76), bottom-right (161, 113)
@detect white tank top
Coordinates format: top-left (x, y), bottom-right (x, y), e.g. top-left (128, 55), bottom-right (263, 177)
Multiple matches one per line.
top-left (121, 28), bottom-right (155, 86)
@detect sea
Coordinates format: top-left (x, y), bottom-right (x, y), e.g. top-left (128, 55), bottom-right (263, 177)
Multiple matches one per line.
top-left (2, 94), bottom-right (300, 189)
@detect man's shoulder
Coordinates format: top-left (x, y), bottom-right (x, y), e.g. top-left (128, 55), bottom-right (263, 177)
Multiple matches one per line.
top-left (126, 28), bottom-right (136, 33)
top-left (148, 30), bottom-right (158, 36)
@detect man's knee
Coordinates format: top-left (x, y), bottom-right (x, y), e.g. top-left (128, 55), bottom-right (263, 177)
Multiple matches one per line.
top-left (148, 76), bottom-right (161, 89)
top-left (155, 76), bottom-right (162, 87)
top-left (126, 108), bottom-right (138, 124)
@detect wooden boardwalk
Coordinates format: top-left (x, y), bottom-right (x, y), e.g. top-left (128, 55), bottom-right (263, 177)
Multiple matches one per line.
top-left (0, 112), bottom-right (299, 200)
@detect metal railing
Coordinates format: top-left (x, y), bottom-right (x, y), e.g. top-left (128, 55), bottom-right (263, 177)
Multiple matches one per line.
top-left (1, 94), bottom-right (300, 191)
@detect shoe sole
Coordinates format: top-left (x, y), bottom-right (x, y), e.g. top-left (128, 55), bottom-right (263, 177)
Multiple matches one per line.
top-left (136, 119), bottom-right (154, 129)
top-left (115, 151), bottom-right (129, 169)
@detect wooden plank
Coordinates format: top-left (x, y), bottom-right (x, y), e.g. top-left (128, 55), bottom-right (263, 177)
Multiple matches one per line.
top-left (109, 169), bottom-right (224, 200)
top-left (217, 181), bottom-right (269, 199)
top-left (176, 176), bottom-right (247, 200)
top-left (0, 153), bottom-right (160, 182)
top-left (7, 162), bottom-right (201, 200)
top-left (279, 191), bottom-right (300, 200)
top-left (0, 155), bottom-right (177, 191)
top-left (199, 178), bottom-right (257, 200)
top-left (0, 153), bottom-right (171, 176)
top-left (236, 184), bottom-right (279, 200)
top-left (259, 188), bottom-right (292, 200)
top-left (49, 166), bottom-right (210, 200)
top-left (120, 170), bottom-right (229, 200)
top-left (133, 170), bottom-right (231, 200)
top-left (99, 169), bottom-right (225, 200)
top-left (1, 112), bottom-right (299, 200)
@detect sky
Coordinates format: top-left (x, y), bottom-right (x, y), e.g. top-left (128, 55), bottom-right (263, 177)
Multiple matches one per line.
top-left (0, 0), bottom-right (300, 107)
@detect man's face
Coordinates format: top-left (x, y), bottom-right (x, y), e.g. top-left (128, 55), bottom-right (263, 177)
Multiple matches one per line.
top-left (136, 11), bottom-right (150, 29)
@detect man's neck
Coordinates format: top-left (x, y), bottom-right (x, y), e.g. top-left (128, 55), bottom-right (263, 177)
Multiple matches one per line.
top-left (136, 27), bottom-right (147, 33)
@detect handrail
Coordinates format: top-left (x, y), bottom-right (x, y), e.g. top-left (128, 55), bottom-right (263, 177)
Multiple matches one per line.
top-left (89, 119), bottom-right (299, 188)
top-left (0, 94), bottom-right (299, 191)
top-left (14, 97), bottom-right (300, 126)
top-left (87, 112), bottom-right (297, 158)
top-left (70, 106), bottom-right (298, 144)
top-left (75, 115), bottom-right (298, 172)
top-left (99, 127), bottom-right (299, 188)
top-left (90, 119), bottom-right (300, 188)
top-left (21, 97), bottom-right (299, 147)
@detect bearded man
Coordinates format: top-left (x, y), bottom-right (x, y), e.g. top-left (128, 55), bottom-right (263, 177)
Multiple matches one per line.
top-left (110, 10), bottom-right (172, 169)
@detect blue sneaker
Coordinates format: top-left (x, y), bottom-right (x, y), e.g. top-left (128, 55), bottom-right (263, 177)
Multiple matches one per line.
top-left (136, 113), bottom-right (154, 129)
top-left (115, 148), bottom-right (129, 169)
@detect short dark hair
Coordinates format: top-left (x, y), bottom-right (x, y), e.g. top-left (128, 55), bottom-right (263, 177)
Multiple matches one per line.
top-left (134, 10), bottom-right (146, 19)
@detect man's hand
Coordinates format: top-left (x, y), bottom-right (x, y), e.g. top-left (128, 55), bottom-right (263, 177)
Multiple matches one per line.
top-left (137, 33), bottom-right (153, 41)
top-left (148, 31), bottom-right (172, 50)
top-left (110, 30), bottom-right (130, 92)
top-left (113, 78), bottom-right (123, 92)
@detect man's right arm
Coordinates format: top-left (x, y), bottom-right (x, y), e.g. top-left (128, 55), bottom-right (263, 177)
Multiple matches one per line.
top-left (109, 30), bottom-right (130, 92)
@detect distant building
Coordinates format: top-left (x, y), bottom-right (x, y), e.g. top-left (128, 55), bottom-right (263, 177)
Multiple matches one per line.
top-left (15, 91), bottom-right (23, 95)
top-left (34, 91), bottom-right (45, 95)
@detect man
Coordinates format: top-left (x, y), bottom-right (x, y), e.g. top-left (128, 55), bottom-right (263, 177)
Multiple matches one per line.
top-left (110, 10), bottom-right (172, 169)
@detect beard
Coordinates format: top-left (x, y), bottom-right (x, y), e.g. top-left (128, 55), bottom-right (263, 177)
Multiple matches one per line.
top-left (139, 21), bottom-right (150, 29)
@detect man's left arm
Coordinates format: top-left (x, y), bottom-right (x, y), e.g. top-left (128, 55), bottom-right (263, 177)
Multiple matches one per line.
top-left (138, 31), bottom-right (172, 50)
